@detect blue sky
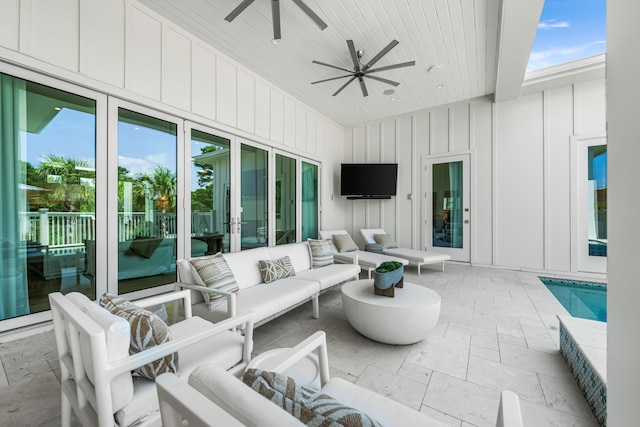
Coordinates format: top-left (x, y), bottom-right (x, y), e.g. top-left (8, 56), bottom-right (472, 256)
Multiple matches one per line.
top-left (528, 0), bottom-right (606, 72)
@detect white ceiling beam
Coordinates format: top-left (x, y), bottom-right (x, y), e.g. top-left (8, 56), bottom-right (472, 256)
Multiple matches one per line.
top-left (493, 0), bottom-right (544, 103)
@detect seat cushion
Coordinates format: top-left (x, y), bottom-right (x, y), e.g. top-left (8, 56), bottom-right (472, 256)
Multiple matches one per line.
top-left (268, 242), bottom-right (312, 273)
top-left (295, 263), bottom-right (360, 291)
top-left (223, 247), bottom-right (272, 288)
top-left (383, 248), bottom-right (451, 263)
top-left (115, 316), bottom-right (245, 427)
top-left (359, 229), bottom-right (386, 245)
top-left (340, 251), bottom-right (408, 269)
top-left (321, 377), bottom-right (448, 427)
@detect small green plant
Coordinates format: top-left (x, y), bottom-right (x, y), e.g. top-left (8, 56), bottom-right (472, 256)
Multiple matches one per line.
top-left (375, 261), bottom-right (403, 273)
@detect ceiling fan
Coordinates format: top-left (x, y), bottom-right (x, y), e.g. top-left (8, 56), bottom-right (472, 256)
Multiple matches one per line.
top-left (311, 39), bottom-right (416, 97)
top-left (225, 0), bottom-right (327, 43)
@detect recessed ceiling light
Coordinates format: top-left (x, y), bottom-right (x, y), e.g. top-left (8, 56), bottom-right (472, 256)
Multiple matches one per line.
top-left (383, 89), bottom-right (395, 95)
top-left (354, 107), bottom-right (360, 111)
top-left (437, 84), bottom-right (445, 89)
top-left (428, 65), bottom-right (442, 73)
top-left (391, 97), bottom-right (397, 101)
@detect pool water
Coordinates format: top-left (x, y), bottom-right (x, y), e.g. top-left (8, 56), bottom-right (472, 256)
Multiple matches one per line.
top-left (539, 277), bottom-right (607, 322)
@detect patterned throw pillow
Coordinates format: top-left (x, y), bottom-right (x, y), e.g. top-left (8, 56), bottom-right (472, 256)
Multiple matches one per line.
top-left (258, 256), bottom-right (296, 283)
top-left (373, 233), bottom-right (398, 249)
top-left (243, 369), bottom-right (382, 427)
top-left (332, 233), bottom-right (359, 252)
top-left (189, 254), bottom-right (240, 310)
top-left (307, 239), bottom-right (335, 268)
top-left (99, 293), bottom-right (178, 380)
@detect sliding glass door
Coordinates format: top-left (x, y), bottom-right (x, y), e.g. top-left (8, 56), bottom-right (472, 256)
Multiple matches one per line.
top-left (301, 161), bottom-right (319, 241)
top-left (275, 153), bottom-right (297, 245)
top-left (238, 142), bottom-right (269, 250)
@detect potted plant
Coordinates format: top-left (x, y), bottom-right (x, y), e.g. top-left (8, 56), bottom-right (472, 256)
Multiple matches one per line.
top-left (373, 261), bottom-right (404, 293)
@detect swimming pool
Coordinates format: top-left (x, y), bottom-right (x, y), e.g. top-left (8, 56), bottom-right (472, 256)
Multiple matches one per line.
top-left (539, 277), bottom-right (607, 322)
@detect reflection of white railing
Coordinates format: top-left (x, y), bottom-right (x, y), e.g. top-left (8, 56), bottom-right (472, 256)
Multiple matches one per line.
top-left (18, 210), bottom-right (213, 246)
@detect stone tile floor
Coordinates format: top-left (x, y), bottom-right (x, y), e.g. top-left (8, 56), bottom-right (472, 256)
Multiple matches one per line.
top-left (0, 264), bottom-right (600, 426)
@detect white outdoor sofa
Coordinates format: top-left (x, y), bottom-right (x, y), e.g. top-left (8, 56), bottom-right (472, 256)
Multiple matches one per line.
top-left (176, 241), bottom-right (360, 327)
top-left (319, 229), bottom-right (409, 278)
top-left (360, 228), bottom-right (451, 275)
top-left (156, 331), bottom-right (524, 427)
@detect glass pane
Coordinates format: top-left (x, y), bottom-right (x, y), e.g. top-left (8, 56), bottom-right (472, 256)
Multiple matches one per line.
top-left (432, 161), bottom-right (463, 248)
top-left (1, 73), bottom-right (96, 321)
top-left (301, 162), bottom-right (318, 241)
top-left (190, 130), bottom-right (230, 256)
top-left (275, 154), bottom-right (296, 245)
top-left (240, 144), bottom-right (268, 249)
top-left (117, 108), bottom-right (177, 294)
top-left (587, 145), bottom-right (607, 257)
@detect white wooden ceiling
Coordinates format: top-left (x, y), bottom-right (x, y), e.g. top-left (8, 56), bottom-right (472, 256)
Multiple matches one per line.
top-left (139, 0), bottom-right (541, 127)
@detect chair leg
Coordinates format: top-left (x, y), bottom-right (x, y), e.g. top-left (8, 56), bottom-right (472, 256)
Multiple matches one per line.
top-left (312, 295), bottom-right (319, 319)
top-left (418, 263), bottom-right (422, 276)
top-left (61, 393), bottom-right (71, 427)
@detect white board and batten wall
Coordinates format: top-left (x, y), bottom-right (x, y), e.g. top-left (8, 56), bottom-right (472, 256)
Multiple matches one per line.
top-left (0, 0), bottom-right (346, 229)
top-left (344, 74), bottom-right (606, 274)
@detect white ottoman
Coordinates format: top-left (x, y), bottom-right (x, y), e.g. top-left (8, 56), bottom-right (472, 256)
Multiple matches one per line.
top-left (341, 280), bottom-right (441, 345)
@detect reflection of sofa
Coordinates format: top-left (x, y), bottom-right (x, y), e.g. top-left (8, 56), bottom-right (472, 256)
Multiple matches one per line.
top-left (85, 238), bottom-right (209, 281)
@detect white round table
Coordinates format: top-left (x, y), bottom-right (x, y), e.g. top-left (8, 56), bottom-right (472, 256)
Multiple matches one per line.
top-left (341, 279), bottom-right (441, 345)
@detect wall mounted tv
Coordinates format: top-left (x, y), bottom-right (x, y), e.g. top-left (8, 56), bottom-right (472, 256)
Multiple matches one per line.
top-left (340, 163), bottom-right (398, 199)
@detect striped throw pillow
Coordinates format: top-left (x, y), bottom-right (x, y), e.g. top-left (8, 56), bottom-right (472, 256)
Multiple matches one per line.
top-left (99, 293), bottom-right (178, 380)
top-left (307, 239), bottom-right (334, 268)
top-left (189, 253), bottom-right (240, 310)
top-left (258, 256), bottom-right (296, 283)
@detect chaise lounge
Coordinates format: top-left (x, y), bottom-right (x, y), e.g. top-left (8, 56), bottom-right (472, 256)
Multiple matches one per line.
top-left (360, 228), bottom-right (451, 275)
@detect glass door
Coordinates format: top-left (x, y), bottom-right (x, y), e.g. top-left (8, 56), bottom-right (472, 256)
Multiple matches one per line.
top-left (301, 161), bottom-right (319, 241)
top-left (424, 154), bottom-right (470, 262)
top-left (275, 153), bottom-right (297, 245)
top-left (237, 141), bottom-right (269, 250)
top-left (188, 126), bottom-right (234, 256)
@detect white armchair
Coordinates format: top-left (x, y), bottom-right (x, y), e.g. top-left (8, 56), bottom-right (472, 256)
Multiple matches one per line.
top-left (156, 331), bottom-right (525, 427)
top-left (49, 290), bottom-right (253, 427)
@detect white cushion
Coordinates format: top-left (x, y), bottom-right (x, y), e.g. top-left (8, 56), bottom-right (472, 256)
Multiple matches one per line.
top-left (321, 377), bottom-right (448, 427)
top-left (177, 258), bottom-right (204, 304)
top-left (334, 250), bottom-right (408, 269)
top-left (383, 248), bottom-right (451, 263)
top-left (268, 242), bottom-right (311, 273)
top-left (115, 316), bottom-right (245, 427)
top-left (193, 278), bottom-right (319, 324)
top-left (188, 364), bottom-right (305, 427)
top-left (318, 229), bottom-right (348, 240)
top-left (359, 228), bottom-right (386, 245)
top-left (223, 248), bottom-right (271, 289)
top-left (66, 293), bottom-right (134, 414)
top-left (295, 264), bottom-right (360, 291)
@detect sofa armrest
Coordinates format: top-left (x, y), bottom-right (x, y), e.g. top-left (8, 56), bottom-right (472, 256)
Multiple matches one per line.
top-left (135, 289), bottom-right (193, 319)
top-left (255, 331), bottom-right (330, 387)
top-left (175, 282), bottom-right (238, 326)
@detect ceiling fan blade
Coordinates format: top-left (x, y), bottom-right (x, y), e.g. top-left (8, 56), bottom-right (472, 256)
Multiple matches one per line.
top-left (333, 76), bottom-right (357, 96)
top-left (346, 40), bottom-right (360, 71)
top-left (271, 0), bottom-right (281, 41)
top-left (291, 0), bottom-right (328, 30)
top-left (367, 61), bottom-right (416, 74)
top-left (363, 39), bottom-right (399, 71)
top-left (311, 60), bottom-right (353, 73)
top-left (364, 74), bottom-right (400, 87)
top-left (225, 0), bottom-right (256, 22)
top-left (311, 75), bottom-right (353, 85)
top-left (358, 77), bottom-right (369, 97)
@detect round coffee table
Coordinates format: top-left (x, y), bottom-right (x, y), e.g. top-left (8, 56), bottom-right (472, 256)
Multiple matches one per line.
top-left (341, 279), bottom-right (441, 345)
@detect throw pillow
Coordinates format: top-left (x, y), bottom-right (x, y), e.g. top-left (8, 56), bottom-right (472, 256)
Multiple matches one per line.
top-left (258, 256), bottom-right (296, 283)
top-left (373, 233), bottom-right (398, 249)
top-left (332, 233), bottom-right (358, 252)
top-left (243, 369), bottom-right (383, 427)
top-left (189, 253), bottom-right (240, 310)
top-left (307, 239), bottom-right (334, 268)
top-left (99, 293), bottom-right (178, 380)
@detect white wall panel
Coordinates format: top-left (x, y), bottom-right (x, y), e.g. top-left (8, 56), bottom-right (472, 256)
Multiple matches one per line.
top-left (162, 27), bottom-right (191, 111)
top-left (415, 110), bottom-right (430, 157)
top-left (306, 112), bottom-right (316, 156)
top-left (295, 105), bottom-right (307, 152)
top-left (191, 43), bottom-right (216, 119)
top-left (472, 101), bottom-right (493, 265)
top-left (315, 119), bottom-right (325, 159)
top-left (494, 94), bottom-right (544, 269)
top-left (451, 105), bottom-right (470, 152)
top-left (216, 58), bottom-right (237, 126)
top-left (351, 127), bottom-right (367, 247)
top-left (397, 116), bottom-right (413, 247)
top-left (80, 0), bottom-right (125, 88)
top-left (283, 98), bottom-right (296, 147)
top-left (255, 81), bottom-right (270, 138)
top-left (25, 0), bottom-right (79, 71)
top-left (0, 0), bottom-right (20, 51)
top-left (269, 91), bottom-right (284, 144)
top-left (432, 108), bottom-right (449, 154)
top-left (366, 123), bottom-right (381, 228)
top-left (546, 86), bottom-right (573, 271)
top-left (125, 7), bottom-right (162, 100)
top-left (574, 79), bottom-right (606, 135)
top-left (236, 70), bottom-right (255, 133)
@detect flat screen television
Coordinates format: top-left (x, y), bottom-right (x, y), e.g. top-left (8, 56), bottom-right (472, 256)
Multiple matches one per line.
top-left (340, 163), bottom-right (398, 199)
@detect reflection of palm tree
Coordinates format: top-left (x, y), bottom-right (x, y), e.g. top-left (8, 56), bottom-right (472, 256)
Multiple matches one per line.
top-left (33, 153), bottom-right (94, 212)
top-left (137, 166), bottom-right (176, 213)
